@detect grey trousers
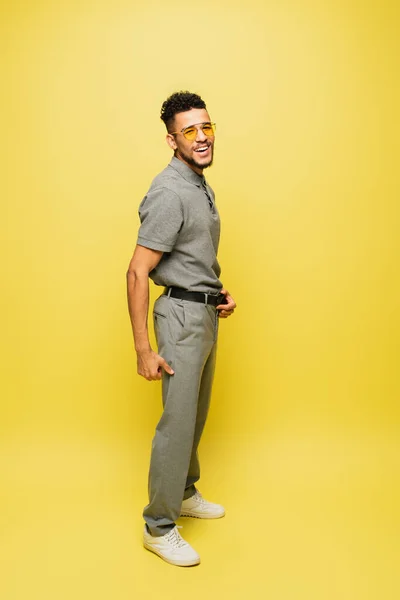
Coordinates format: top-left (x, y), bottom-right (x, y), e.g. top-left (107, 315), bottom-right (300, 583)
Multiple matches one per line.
top-left (143, 293), bottom-right (219, 537)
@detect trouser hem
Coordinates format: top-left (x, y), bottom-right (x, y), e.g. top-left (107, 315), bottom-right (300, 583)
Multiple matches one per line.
top-left (144, 522), bottom-right (175, 537)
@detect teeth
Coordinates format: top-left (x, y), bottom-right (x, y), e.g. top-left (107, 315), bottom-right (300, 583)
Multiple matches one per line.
top-left (196, 146), bottom-right (208, 152)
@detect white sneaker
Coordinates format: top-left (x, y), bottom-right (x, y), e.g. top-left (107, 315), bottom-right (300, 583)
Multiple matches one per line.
top-left (143, 525), bottom-right (200, 567)
top-left (180, 490), bottom-right (225, 519)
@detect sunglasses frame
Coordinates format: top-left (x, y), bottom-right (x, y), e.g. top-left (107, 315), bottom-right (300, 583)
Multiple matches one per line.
top-left (169, 122), bottom-right (216, 140)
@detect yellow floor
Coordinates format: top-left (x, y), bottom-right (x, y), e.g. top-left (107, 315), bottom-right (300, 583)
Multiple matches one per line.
top-left (2, 427), bottom-right (398, 600)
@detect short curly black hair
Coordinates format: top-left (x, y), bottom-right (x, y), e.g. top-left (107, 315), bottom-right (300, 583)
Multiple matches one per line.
top-left (160, 91), bottom-right (207, 131)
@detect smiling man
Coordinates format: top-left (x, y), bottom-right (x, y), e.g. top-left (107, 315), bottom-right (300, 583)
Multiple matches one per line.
top-left (126, 91), bottom-right (236, 567)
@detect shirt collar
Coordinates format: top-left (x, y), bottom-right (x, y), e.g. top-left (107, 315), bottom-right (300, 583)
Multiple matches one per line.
top-left (168, 156), bottom-right (205, 188)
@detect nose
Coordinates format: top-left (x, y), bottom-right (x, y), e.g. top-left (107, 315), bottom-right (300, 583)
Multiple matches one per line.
top-left (195, 126), bottom-right (207, 142)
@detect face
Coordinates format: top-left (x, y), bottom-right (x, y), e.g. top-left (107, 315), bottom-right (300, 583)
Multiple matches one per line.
top-left (166, 108), bottom-right (215, 175)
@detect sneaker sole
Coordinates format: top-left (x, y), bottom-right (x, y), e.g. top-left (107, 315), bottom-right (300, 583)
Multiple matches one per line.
top-left (179, 511), bottom-right (225, 519)
top-left (143, 542), bottom-right (200, 567)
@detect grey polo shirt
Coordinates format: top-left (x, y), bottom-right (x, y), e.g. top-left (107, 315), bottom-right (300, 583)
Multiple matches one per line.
top-left (137, 156), bottom-right (222, 294)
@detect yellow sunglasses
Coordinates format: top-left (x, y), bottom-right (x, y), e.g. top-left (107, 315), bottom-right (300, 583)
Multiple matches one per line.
top-left (170, 122), bottom-right (216, 141)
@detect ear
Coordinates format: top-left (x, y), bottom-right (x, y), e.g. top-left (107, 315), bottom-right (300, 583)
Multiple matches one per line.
top-left (166, 134), bottom-right (177, 151)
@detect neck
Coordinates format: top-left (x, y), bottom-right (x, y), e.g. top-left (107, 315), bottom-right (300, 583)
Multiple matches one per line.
top-left (174, 153), bottom-right (203, 176)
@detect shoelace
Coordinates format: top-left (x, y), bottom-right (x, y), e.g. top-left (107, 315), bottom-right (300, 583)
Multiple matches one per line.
top-left (193, 491), bottom-right (207, 504)
top-left (165, 526), bottom-right (187, 549)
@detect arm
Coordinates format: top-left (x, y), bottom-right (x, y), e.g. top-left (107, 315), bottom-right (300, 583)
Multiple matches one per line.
top-left (126, 244), bottom-right (174, 381)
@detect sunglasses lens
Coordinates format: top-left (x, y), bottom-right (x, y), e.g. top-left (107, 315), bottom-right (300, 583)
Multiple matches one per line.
top-left (183, 127), bottom-right (197, 140)
top-left (202, 123), bottom-right (215, 136)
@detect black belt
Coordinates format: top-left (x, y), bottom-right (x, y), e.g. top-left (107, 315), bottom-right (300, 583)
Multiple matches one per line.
top-left (164, 287), bottom-right (227, 307)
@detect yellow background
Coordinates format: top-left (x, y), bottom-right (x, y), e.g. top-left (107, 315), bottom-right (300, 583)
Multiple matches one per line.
top-left (1, 0), bottom-right (399, 598)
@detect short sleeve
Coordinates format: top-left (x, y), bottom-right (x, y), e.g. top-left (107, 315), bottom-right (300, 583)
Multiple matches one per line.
top-left (137, 187), bottom-right (183, 252)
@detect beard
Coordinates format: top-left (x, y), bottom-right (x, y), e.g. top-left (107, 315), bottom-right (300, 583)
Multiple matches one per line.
top-left (176, 145), bottom-right (214, 170)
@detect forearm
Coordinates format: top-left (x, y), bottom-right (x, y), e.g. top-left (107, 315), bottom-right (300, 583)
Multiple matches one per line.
top-left (126, 270), bottom-right (152, 353)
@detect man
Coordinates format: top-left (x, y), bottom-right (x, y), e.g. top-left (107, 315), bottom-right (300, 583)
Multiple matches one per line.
top-left (126, 91), bottom-right (236, 567)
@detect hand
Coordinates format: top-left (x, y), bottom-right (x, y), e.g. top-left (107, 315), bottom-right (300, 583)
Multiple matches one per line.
top-left (216, 288), bottom-right (237, 319)
top-left (136, 349), bottom-right (174, 381)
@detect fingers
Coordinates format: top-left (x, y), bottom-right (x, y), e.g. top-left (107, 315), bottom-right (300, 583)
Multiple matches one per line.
top-left (140, 369), bottom-right (159, 381)
top-left (146, 359), bottom-right (174, 380)
top-left (226, 295), bottom-right (237, 309)
top-left (137, 352), bottom-right (174, 381)
top-left (217, 296), bottom-right (236, 316)
top-left (217, 300), bottom-right (235, 311)
top-left (148, 358), bottom-right (174, 380)
top-left (218, 309), bottom-right (234, 318)
top-left (160, 359), bottom-right (174, 375)
top-left (216, 291), bottom-right (236, 312)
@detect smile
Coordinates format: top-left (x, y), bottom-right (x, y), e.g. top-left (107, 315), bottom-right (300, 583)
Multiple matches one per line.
top-left (194, 145), bottom-right (210, 154)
